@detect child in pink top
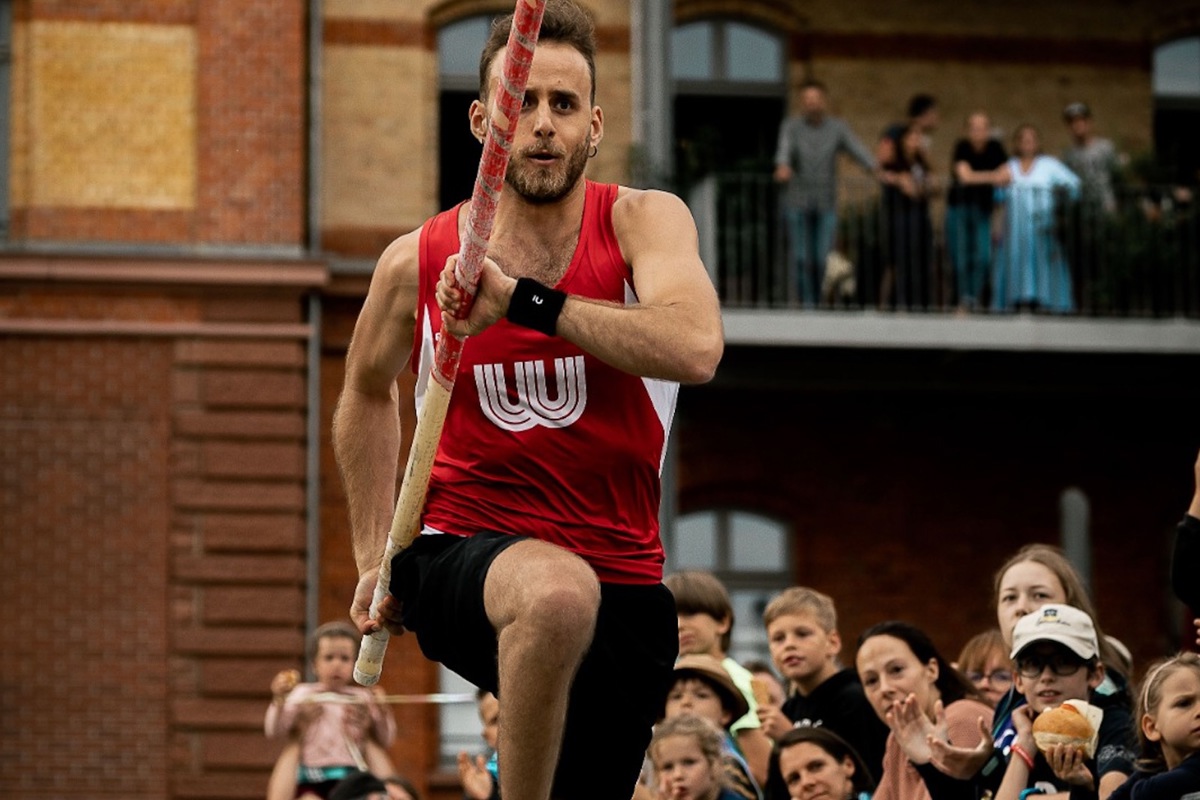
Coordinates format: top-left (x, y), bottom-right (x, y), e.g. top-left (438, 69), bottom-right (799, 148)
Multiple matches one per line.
top-left (265, 622), bottom-right (397, 799)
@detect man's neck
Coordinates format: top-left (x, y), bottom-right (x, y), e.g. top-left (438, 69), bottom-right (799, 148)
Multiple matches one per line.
top-left (491, 177), bottom-right (588, 243)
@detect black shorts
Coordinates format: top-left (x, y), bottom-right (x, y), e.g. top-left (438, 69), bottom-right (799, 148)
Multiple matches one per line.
top-left (390, 532), bottom-right (678, 800)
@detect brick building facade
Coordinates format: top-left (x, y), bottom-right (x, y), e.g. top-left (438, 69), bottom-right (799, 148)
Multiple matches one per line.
top-left (2, 1), bottom-right (1199, 799)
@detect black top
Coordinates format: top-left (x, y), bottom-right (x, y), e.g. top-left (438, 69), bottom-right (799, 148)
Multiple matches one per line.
top-left (1109, 753), bottom-right (1200, 800)
top-left (775, 668), bottom-right (889, 782)
top-left (1171, 514), bottom-right (1200, 611)
top-left (947, 138), bottom-right (1007, 209)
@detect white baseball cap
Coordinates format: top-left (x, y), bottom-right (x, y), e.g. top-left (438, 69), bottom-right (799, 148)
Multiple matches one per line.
top-left (1010, 603), bottom-right (1099, 660)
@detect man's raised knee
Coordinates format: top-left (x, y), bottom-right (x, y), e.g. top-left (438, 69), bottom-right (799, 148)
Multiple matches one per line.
top-left (524, 569), bottom-right (600, 639)
top-left (486, 542), bottom-right (600, 645)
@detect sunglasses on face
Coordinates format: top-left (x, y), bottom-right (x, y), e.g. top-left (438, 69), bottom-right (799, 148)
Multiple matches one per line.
top-left (1016, 653), bottom-right (1087, 678)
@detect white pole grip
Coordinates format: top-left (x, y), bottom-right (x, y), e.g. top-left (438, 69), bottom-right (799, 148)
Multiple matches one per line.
top-left (353, 379), bottom-right (453, 685)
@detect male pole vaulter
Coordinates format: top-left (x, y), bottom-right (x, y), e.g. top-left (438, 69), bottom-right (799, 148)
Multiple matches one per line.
top-left (332, 1), bottom-right (724, 798)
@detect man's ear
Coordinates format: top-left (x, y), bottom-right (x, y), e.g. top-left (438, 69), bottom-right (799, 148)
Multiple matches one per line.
top-left (589, 105), bottom-right (604, 148)
top-left (469, 99), bottom-right (487, 143)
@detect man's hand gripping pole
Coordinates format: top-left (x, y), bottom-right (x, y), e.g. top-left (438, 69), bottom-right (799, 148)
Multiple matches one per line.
top-left (354, 0), bottom-right (547, 686)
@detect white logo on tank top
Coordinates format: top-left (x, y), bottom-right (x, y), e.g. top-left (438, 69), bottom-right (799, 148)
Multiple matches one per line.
top-left (473, 356), bottom-right (588, 431)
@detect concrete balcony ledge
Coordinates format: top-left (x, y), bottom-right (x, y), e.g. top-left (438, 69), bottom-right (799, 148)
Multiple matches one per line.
top-left (722, 308), bottom-right (1200, 353)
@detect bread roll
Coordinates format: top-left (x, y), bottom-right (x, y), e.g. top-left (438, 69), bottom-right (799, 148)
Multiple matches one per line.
top-left (1031, 702), bottom-right (1096, 757)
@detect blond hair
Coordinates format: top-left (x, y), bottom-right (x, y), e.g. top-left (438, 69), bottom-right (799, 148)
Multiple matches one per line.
top-left (1134, 652), bottom-right (1200, 772)
top-left (762, 586), bottom-right (837, 632)
top-left (650, 713), bottom-right (727, 776)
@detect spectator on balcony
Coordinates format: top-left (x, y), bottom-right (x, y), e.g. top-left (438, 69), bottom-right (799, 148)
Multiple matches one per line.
top-left (1062, 102), bottom-right (1122, 215)
top-left (773, 79), bottom-right (877, 308)
top-left (877, 93), bottom-right (940, 173)
top-left (945, 112), bottom-right (1008, 312)
top-left (992, 124), bottom-right (1081, 313)
top-left (880, 123), bottom-right (938, 310)
top-left (1061, 102), bottom-right (1124, 310)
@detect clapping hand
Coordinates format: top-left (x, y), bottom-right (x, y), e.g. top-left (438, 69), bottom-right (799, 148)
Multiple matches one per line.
top-left (886, 693), bottom-right (940, 765)
top-left (926, 708), bottom-right (994, 780)
top-left (457, 752), bottom-right (495, 800)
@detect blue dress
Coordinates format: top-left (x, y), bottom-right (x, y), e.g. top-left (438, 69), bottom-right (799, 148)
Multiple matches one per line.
top-left (992, 156), bottom-right (1081, 312)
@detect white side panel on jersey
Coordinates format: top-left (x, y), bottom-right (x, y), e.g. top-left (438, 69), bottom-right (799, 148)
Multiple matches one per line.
top-left (414, 312), bottom-right (435, 416)
top-left (625, 279), bottom-right (680, 472)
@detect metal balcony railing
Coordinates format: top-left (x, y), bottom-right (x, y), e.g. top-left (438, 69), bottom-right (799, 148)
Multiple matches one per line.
top-left (689, 173), bottom-right (1200, 318)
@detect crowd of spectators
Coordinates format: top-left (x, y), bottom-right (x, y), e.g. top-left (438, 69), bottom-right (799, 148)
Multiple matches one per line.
top-left (771, 89), bottom-right (1198, 314)
top-left (264, 452), bottom-right (1200, 800)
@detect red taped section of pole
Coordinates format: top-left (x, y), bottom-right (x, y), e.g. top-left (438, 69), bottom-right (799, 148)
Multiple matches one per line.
top-left (433, 0), bottom-right (546, 387)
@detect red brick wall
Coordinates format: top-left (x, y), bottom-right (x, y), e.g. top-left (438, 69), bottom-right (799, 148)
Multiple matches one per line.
top-left (0, 261), bottom-right (325, 800)
top-left (195, 0), bottom-right (306, 246)
top-left (0, 336), bottom-right (173, 798)
top-left (11, 0), bottom-right (306, 246)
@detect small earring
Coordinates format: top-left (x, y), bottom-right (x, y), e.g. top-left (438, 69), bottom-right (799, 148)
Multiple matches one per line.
top-left (588, 143), bottom-right (598, 158)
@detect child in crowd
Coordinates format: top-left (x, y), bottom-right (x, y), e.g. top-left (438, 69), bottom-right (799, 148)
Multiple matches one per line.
top-left (956, 629), bottom-right (1013, 708)
top-left (666, 571), bottom-right (772, 786)
top-left (265, 622), bottom-right (398, 800)
top-left (457, 689), bottom-right (500, 800)
top-left (954, 543), bottom-right (1135, 791)
top-left (776, 726), bottom-right (877, 800)
top-left (650, 714), bottom-right (747, 800)
top-left (1109, 652), bottom-right (1200, 800)
top-left (995, 604), bottom-right (1135, 800)
top-left (758, 587), bottom-right (888, 784)
top-left (856, 620), bottom-right (992, 800)
top-left (664, 654), bottom-right (762, 800)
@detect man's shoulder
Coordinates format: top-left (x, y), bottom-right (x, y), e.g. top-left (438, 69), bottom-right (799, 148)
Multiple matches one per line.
top-left (374, 226), bottom-right (425, 281)
top-left (611, 185), bottom-right (693, 231)
top-left (613, 184), bottom-right (683, 205)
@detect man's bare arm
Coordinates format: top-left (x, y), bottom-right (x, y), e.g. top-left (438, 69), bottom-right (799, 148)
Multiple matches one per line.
top-left (332, 232), bottom-right (421, 630)
top-left (567, 188), bottom-right (723, 383)
top-left (439, 189), bottom-right (723, 383)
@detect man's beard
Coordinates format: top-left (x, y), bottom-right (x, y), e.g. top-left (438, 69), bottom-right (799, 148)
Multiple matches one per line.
top-left (505, 137), bottom-right (590, 204)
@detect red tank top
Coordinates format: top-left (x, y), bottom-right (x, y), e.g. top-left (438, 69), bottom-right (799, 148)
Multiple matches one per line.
top-left (413, 181), bottom-right (677, 584)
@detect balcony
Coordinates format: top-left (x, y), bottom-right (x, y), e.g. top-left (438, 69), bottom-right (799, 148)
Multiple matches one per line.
top-left (689, 173), bottom-right (1200, 353)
